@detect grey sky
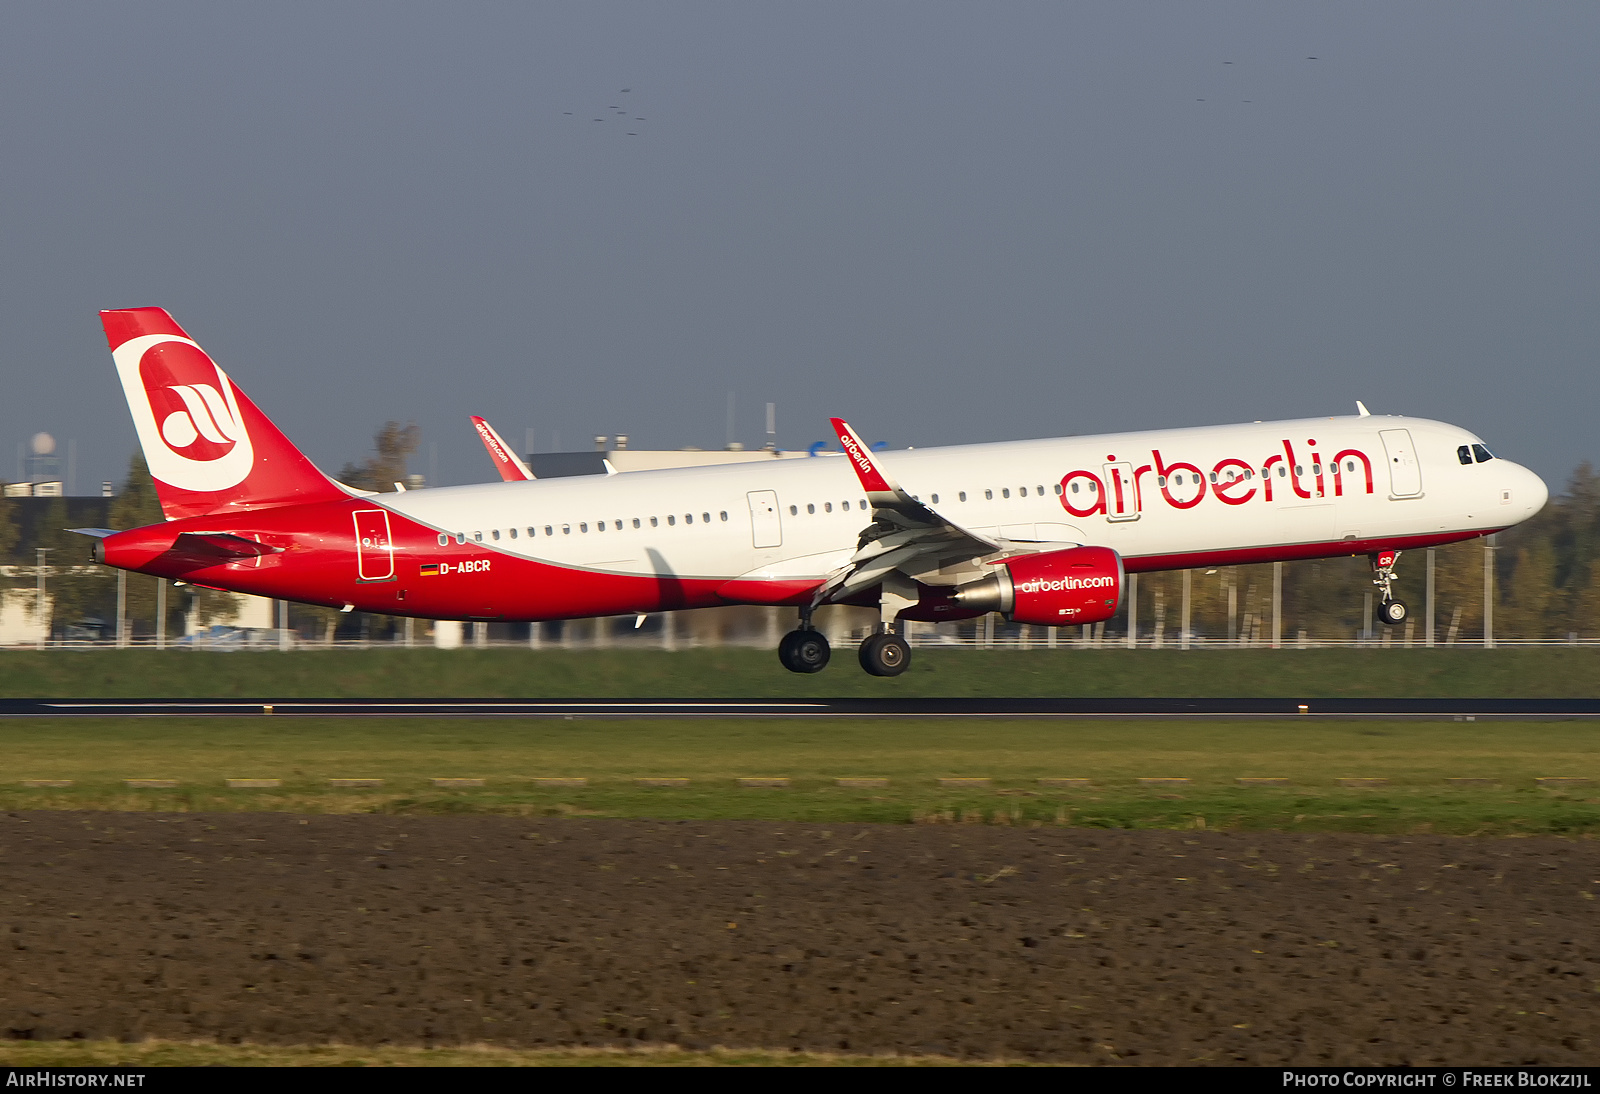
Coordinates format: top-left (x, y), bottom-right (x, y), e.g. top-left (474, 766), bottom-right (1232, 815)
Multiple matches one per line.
top-left (2, 2), bottom-right (1596, 492)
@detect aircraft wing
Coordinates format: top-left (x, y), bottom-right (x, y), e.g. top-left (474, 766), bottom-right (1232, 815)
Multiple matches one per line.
top-left (818, 418), bottom-right (1002, 603)
top-left (471, 416), bottom-right (535, 481)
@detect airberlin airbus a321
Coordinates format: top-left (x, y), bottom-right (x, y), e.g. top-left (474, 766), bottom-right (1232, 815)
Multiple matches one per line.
top-left (82, 307), bottom-right (1547, 676)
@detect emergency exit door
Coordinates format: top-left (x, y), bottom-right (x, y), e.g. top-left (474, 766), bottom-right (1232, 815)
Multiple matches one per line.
top-left (1102, 462), bottom-right (1140, 521)
top-left (747, 490), bottom-right (782, 548)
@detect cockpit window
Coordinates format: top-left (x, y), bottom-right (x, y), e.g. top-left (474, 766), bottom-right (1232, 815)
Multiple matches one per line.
top-left (1472, 444), bottom-right (1494, 464)
top-left (1457, 445), bottom-right (1473, 466)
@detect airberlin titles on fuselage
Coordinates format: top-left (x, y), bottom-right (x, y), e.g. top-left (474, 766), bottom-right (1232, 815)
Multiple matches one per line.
top-left (1059, 438), bottom-right (1373, 518)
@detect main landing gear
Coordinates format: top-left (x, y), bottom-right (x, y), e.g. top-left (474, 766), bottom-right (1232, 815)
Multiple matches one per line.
top-left (777, 607), bottom-right (913, 677)
top-left (1371, 549), bottom-right (1408, 627)
top-left (858, 630), bottom-right (911, 677)
top-left (777, 626), bottom-right (831, 674)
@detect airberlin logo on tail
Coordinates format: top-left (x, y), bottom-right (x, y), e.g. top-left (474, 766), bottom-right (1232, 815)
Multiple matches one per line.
top-left (160, 383), bottom-right (242, 450)
top-left (111, 334), bottom-right (255, 493)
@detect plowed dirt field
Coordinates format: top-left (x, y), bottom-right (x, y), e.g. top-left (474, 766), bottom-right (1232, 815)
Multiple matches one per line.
top-left (1, 814), bottom-right (1594, 1065)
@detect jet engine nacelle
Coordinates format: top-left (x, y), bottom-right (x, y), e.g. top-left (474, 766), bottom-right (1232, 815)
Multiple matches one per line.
top-left (953, 545), bottom-right (1124, 627)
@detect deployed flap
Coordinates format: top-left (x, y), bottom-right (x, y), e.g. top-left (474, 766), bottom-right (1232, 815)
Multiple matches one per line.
top-left (470, 416), bottom-right (535, 481)
top-left (821, 419), bottom-right (1000, 603)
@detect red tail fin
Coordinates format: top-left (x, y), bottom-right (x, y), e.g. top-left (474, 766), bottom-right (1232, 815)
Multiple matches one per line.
top-left (102, 307), bottom-right (350, 520)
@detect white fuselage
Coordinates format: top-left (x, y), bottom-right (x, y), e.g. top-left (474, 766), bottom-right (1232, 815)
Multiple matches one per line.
top-left (376, 413), bottom-right (1547, 588)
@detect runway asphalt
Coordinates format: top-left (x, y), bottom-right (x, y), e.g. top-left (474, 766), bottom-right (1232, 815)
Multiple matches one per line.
top-left (2, 697), bottom-right (1598, 718)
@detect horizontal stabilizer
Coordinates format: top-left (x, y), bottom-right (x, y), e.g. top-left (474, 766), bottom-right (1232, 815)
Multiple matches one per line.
top-left (162, 532), bottom-right (283, 569)
top-left (68, 527), bottom-right (117, 539)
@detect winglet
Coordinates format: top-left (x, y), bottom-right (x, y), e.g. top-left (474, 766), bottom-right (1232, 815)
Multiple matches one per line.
top-left (1356, 400), bottom-right (1371, 417)
top-left (470, 416), bottom-right (535, 481)
top-left (829, 418), bottom-right (896, 495)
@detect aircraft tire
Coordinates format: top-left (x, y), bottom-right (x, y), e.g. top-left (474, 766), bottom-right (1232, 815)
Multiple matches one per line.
top-left (1377, 598), bottom-right (1408, 627)
top-left (779, 629), bottom-right (830, 674)
top-left (858, 632), bottom-right (911, 677)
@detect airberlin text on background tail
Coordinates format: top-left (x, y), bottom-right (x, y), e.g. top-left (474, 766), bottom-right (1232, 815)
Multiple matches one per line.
top-left (471, 416), bottom-right (535, 482)
top-left (85, 307), bottom-right (1548, 676)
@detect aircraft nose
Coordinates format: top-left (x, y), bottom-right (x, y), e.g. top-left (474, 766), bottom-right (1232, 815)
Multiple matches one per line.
top-left (1516, 463), bottom-right (1548, 516)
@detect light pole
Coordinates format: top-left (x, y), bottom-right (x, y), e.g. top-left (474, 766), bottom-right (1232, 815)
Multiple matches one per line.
top-left (34, 547), bottom-right (50, 650)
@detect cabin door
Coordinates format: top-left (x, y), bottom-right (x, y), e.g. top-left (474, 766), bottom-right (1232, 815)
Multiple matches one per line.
top-left (1379, 430), bottom-right (1424, 498)
top-left (353, 509), bottom-right (396, 581)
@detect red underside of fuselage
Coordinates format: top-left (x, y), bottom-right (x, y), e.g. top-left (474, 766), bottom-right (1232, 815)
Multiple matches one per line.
top-left (98, 497), bottom-right (1495, 622)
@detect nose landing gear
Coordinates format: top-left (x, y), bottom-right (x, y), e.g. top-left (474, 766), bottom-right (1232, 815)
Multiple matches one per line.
top-left (1371, 549), bottom-right (1408, 627)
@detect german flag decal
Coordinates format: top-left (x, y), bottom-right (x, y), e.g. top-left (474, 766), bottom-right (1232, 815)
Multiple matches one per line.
top-left (419, 563), bottom-right (440, 577)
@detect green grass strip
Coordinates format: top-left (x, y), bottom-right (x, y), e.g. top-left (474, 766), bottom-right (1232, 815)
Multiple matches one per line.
top-left (2, 716), bottom-right (1596, 835)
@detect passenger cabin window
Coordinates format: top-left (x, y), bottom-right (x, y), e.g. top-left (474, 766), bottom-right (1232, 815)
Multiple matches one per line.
top-left (789, 505), bottom-right (797, 515)
top-left (632, 518), bottom-right (641, 528)
top-left (492, 529), bottom-right (500, 540)
top-left (931, 494), bottom-right (939, 504)
top-left (807, 504), bottom-right (815, 514)
top-left (959, 492), bottom-right (967, 502)
top-left (580, 523), bottom-right (588, 533)
top-left (650, 517), bottom-right (658, 527)
top-left (720, 511), bottom-right (728, 521)
top-left (1053, 484), bottom-right (1062, 495)
top-left (667, 515), bottom-right (676, 526)
top-left (824, 502), bottom-right (832, 513)
top-left (985, 489), bottom-right (993, 500)
top-left (437, 533), bottom-right (448, 546)
top-left (509, 528), bottom-right (517, 539)
top-left (1472, 444), bottom-right (1494, 463)
top-left (1002, 488), bottom-right (1010, 498)
top-left (703, 512), bottom-right (711, 523)
top-left (474, 531), bottom-right (483, 542)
